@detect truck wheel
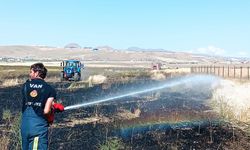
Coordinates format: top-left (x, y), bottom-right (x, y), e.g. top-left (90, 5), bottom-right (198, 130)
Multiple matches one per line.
top-left (74, 73), bottom-right (80, 81)
top-left (60, 72), bottom-right (64, 81)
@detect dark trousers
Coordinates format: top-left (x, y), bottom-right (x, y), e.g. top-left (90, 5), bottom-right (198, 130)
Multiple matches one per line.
top-left (21, 107), bottom-right (49, 150)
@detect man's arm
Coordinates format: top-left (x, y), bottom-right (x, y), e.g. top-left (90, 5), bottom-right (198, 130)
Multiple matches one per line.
top-left (44, 97), bottom-right (54, 114)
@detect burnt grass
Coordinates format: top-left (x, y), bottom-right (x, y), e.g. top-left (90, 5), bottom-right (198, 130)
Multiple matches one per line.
top-left (1, 75), bottom-right (250, 149)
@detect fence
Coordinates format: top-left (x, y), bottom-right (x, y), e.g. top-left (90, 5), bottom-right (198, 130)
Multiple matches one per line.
top-left (191, 65), bottom-right (250, 80)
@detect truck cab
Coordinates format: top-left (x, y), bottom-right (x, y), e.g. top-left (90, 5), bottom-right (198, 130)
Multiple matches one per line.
top-left (60, 60), bottom-right (84, 81)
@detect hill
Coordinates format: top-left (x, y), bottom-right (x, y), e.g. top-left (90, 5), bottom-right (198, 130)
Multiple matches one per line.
top-left (0, 45), bottom-right (248, 67)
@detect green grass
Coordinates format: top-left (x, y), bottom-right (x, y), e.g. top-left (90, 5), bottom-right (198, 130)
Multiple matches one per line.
top-left (1, 110), bottom-right (22, 150)
top-left (99, 137), bottom-right (125, 150)
top-left (10, 112), bottom-right (22, 150)
top-left (2, 109), bottom-right (12, 123)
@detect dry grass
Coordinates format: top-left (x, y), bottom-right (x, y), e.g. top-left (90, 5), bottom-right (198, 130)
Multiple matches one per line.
top-left (56, 116), bottom-right (102, 127)
top-left (115, 108), bottom-right (141, 120)
top-left (1, 78), bottom-right (22, 87)
top-left (0, 134), bottom-right (10, 150)
top-left (211, 79), bottom-right (250, 123)
top-left (149, 68), bottom-right (190, 80)
top-left (67, 81), bottom-right (89, 90)
top-left (88, 75), bottom-right (107, 87)
top-left (0, 65), bottom-right (61, 87)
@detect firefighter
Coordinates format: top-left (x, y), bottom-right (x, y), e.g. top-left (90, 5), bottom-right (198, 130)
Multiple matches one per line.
top-left (20, 63), bottom-right (64, 150)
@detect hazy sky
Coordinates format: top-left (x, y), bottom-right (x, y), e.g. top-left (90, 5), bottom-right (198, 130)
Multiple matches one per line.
top-left (0, 0), bottom-right (249, 57)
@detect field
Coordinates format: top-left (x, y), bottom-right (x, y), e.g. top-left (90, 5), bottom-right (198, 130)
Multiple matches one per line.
top-left (1, 65), bottom-right (250, 150)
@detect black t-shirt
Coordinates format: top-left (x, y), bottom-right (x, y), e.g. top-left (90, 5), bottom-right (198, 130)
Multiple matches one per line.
top-left (22, 78), bottom-right (56, 117)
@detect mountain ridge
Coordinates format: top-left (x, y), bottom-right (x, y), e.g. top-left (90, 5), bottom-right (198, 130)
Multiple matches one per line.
top-left (0, 45), bottom-right (248, 65)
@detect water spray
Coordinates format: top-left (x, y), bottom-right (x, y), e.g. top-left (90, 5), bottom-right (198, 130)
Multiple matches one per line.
top-left (64, 75), bottom-right (219, 111)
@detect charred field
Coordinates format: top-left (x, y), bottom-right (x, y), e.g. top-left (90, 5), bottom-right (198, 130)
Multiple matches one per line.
top-left (1, 66), bottom-right (250, 150)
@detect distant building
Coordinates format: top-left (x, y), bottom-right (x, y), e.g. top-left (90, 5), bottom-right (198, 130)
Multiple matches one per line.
top-left (84, 47), bottom-right (92, 49)
top-left (92, 48), bottom-right (99, 51)
top-left (152, 63), bottom-right (162, 70)
top-left (64, 43), bottom-right (81, 49)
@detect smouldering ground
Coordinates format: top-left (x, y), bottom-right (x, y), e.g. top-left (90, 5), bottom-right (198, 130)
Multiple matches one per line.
top-left (1, 65), bottom-right (250, 149)
top-left (51, 75), bottom-right (250, 149)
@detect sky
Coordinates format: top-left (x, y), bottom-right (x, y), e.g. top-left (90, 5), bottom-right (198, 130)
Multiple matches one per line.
top-left (0, 0), bottom-right (250, 57)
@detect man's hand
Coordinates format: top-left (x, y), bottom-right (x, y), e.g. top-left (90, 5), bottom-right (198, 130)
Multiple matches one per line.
top-left (46, 109), bottom-right (55, 125)
top-left (45, 103), bottom-right (64, 125)
top-left (53, 103), bottom-right (64, 112)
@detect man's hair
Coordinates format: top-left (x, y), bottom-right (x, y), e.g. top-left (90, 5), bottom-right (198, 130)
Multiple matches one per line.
top-left (30, 63), bottom-right (47, 79)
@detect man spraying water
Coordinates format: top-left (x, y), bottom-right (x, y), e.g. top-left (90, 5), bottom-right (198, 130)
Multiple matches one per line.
top-left (20, 63), bottom-right (64, 150)
top-left (21, 68), bottom-right (217, 150)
